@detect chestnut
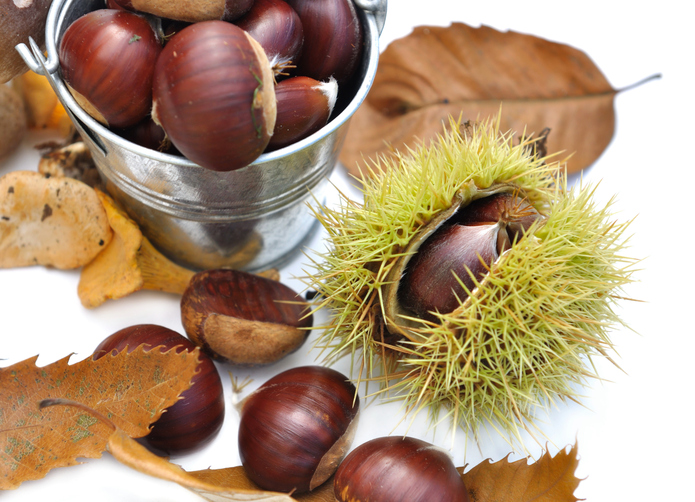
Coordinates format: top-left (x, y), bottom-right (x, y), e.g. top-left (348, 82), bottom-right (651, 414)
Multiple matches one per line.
top-left (285, 0), bottom-right (363, 84)
top-left (93, 324), bottom-right (225, 456)
top-left (334, 436), bottom-right (470, 502)
top-left (159, 19), bottom-right (192, 41)
top-left (105, 0), bottom-right (129, 10)
top-left (238, 365), bottom-right (360, 494)
top-left (180, 269), bottom-right (312, 365)
top-left (151, 20), bottom-right (276, 171)
top-left (113, 117), bottom-right (172, 153)
top-left (108, 0), bottom-right (255, 22)
top-left (59, 9), bottom-right (162, 129)
top-left (235, 0), bottom-right (304, 73)
top-left (267, 76), bottom-right (337, 151)
top-left (398, 192), bottom-right (543, 321)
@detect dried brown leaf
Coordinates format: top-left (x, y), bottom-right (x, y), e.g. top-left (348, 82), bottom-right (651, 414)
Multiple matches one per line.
top-left (107, 431), bottom-right (581, 502)
top-left (459, 443), bottom-right (582, 502)
top-left (341, 23), bottom-right (623, 176)
top-left (187, 467), bottom-right (336, 502)
top-left (61, 409), bottom-right (340, 501)
top-left (0, 346), bottom-right (199, 490)
top-left (77, 190), bottom-right (195, 308)
top-left (106, 426), bottom-right (298, 501)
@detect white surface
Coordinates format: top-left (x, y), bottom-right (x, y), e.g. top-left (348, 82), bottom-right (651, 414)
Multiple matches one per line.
top-left (1, 1), bottom-right (693, 500)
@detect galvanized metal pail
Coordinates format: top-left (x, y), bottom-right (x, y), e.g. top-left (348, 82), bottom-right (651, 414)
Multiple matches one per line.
top-left (17, 0), bottom-right (387, 272)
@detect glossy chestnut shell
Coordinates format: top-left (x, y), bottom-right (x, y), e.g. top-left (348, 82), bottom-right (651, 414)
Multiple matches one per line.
top-left (267, 76), bottom-right (337, 150)
top-left (152, 20), bottom-right (276, 171)
top-left (93, 324), bottom-right (225, 455)
top-left (59, 9), bottom-right (162, 129)
top-left (106, 0), bottom-right (129, 10)
top-left (180, 269), bottom-right (313, 366)
top-left (235, 0), bottom-right (304, 69)
top-left (334, 436), bottom-right (470, 502)
top-left (113, 117), bottom-right (171, 152)
top-left (109, 0), bottom-right (255, 22)
top-left (285, 0), bottom-right (362, 84)
top-left (238, 365), bottom-right (360, 494)
top-left (398, 191), bottom-right (542, 322)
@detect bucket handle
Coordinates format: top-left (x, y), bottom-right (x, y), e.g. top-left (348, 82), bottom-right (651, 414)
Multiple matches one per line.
top-left (15, 0), bottom-right (66, 75)
top-left (15, 38), bottom-right (57, 77)
top-left (355, 0), bottom-right (388, 35)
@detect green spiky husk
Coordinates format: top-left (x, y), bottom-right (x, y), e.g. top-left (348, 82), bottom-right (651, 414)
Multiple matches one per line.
top-left (305, 119), bottom-right (635, 447)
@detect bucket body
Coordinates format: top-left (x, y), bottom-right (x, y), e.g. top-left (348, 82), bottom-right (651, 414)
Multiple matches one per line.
top-left (26, 0), bottom-right (385, 271)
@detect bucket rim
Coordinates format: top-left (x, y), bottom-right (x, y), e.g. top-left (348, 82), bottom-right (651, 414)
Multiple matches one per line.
top-left (18, 0), bottom-right (385, 171)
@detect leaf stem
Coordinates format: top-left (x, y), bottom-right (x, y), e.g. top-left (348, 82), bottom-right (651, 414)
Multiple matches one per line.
top-left (38, 398), bottom-right (117, 431)
top-left (618, 73), bottom-right (662, 93)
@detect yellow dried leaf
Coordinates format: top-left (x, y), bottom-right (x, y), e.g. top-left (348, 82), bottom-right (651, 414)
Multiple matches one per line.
top-left (0, 171), bottom-right (113, 269)
top-left (0, 346), bottom-right (200, 490)
top-left (78, 190), bottom-right (281, 308)
top-left (107, 427), bottom-right (296, 501)
top-left (460, 444), bottom-right (582, 502)
top-left (12, 72), bottom-right (56, 128)
top-left (78, 190), bottom-right (195, 308)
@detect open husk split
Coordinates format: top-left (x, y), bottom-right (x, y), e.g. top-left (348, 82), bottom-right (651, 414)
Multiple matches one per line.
top-left (305, 118), bottom-right (637, 447)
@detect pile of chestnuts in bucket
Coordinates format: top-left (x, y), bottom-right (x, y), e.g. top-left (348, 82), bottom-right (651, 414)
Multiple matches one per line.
top-left (58, 0), bottom-right (364, 171)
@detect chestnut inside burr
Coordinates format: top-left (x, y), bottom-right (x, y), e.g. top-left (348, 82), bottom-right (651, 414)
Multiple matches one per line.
top-left (398, 192), bottom-right (542, 322)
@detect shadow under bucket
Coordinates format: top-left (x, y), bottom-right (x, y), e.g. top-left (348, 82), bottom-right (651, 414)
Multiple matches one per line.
top-left (18, 0), bottom-right (386, 272)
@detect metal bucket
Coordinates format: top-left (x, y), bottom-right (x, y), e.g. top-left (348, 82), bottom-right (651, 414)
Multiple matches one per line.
top-left (17, 0), bottom-right (387, 272)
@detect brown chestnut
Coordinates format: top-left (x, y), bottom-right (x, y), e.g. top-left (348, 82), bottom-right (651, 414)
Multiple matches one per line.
top-left (109, 0), bottom-right (255, 22)
top-left (106, 0), bottom-right (129, 10)
top-left (152, 20), bottom-right (276, 171)
top-left (285, 0), bottom-right (363, 84)
top-left (180, 269), bottom-right (312, 365)
top-left (334, 436), bottom-right (470, 502)
top-left (398, 192), bottom-right (543, 321)
top-left (113, 117), bottom-right (172, 153)
top-left (267, 76), bottom-right (337, 151)
top-left (59, 9), bottom-right (162, 129)
top-left (235, 0), bottom-right (304, 73)
top-left (93, 324), bottom-right (225, 456)
top-left (238, 365), bottom-right (360, 493)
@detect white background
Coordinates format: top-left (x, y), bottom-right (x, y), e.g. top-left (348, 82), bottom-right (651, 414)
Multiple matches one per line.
top-left (2, 1), bottom-right (693, 500)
